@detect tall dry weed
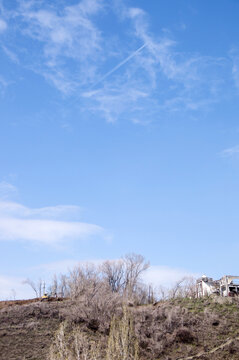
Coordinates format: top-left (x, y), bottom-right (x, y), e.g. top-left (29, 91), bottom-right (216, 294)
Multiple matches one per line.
top-left (49, 306), bottom-right (139, 360)
top-left (106, 306), bottom-right (139, 360)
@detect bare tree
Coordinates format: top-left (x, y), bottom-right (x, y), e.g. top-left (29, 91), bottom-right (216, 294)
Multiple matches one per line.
top-left (58, 274), bottom-right (68, 297)
top-left (38, 278), bottom-right (43, 297)
top-left (179, 277), bottom-right (197, 298)
top-left (68, 263), bottom-right (99, 299)
top-left (10, 288), bottom-right (16, 301)
top-left (101, 254), bottom-right (150, 302)
top-left (123, 254), bottom-right (150, 298)
top-left (168, 277), bottom-right (197, 299)
top-left (101, 260), bottom-right (124, 293)
top-left (157, 285), bottom-right (169, 300)
top-left (23, 278), bottom-right (48, 298)
top-left (168, 278), bottom-right (187, 299)
top-left (51, 274), bottom-right (58, 297)
top-left (23, 278), bottom-right (39, 298)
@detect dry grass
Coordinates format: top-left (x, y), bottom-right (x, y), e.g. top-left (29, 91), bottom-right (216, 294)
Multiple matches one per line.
top-left (1, 297), bottom-right (239, 359)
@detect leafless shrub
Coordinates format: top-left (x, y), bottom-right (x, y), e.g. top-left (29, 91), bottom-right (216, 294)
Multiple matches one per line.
top-left (24, 254), bottom-right (151, 306)
top-left (81, 285), bottom-right (122, 330)
top-left (175, 327), bottom-right (194, 343)
top-left (50, 275), bottom-right (58, 297)
top-left (167, 277), bottom-right (197, 299)
top-left (165, 306), bottom-right (183, 332)
top-left (66, 254), bottom-right (150, 305)
top-left (203, 308), bottom-right (221, 329)
top-left (157, 285), bottom-right (169, 300)
top-left (49, 322), bottom-right (70, 360)
top-left (50, 307), bottom-right (138, 360)
top-left (106, 306), bottom-right (139, 360)
top-left (63, 288), bottom-right (122, 333)
top-left (73, 329), bottom-right (103, 360)
top-left (49, 322), bottom-right (103, 360)
top-left (68, 263), bottom-right (99, 299)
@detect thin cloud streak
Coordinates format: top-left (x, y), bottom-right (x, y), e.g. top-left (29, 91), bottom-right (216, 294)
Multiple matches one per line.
top-left (0, 0), bottom-right (232, 122)
top-left (230, 49), bottom-right (239, 89)
top-left (82, 3), bottom-right (228, 123)
top-left (0, 201), bottom-right (82, 220)
top-left (92, 43), bottom-right (147, 88)
top-left (1, 45), bottom-right (19, 63)
top-left (221, 145), bottom-right (239, 157)
top-left (0, 18), bottom-right (7, 33)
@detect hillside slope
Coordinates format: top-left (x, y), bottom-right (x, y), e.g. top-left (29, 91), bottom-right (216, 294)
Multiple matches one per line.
top-left (1, 297), bottom-right (239, 359)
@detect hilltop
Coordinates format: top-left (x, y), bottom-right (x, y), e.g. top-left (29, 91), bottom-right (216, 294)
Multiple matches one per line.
top-left (1, 296), bottom-right (239, 360)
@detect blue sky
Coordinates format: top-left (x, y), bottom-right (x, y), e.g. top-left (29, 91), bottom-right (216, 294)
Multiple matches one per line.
top-left (0, 0), bottom-right (239, 299)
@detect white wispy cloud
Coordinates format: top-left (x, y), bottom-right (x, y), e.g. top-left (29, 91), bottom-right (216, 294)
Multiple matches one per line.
top-left (125, 6), bottom-right (225, 104)
top-left (0, 201), bottom-right (82, 219)
top-left (230, 49), bottom-right (239, 89)
top-left (82, 3), bottom-right (226, 123)
top-left (31, 258), bottom-right (105, 277)
top-left (32, 259), bottom-right (81, 275)
top-left (16, 0), bottom-right (104, 93)
top-left (221, 145), bottom-right (239, 157)
top-left (143, 265), bottom-right (198, 288)
top-left (1, 45), bottom-right (19, 63)
top-left (0, 200), bottom-right (103, 244)
top-left (0, 218), bottom-right (101, 244)
top-left (0, 181), bottom-right (17, 199)
top-left (0, 274), bottom-right (34, 300)
top-left (0, 74), bottom-right (9, 93)
top-left (0, 0), bottom-right (230, 122)
top-left (0, 18), bottom-right (7, 33)
top-left (83, 84), bottom-right (154, 123)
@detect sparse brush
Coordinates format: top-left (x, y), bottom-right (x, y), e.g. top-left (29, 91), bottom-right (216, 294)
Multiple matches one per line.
top-left (49, 306), bottom-right (139, 360)
top-left (49, 323), bottom-right (101, 360)
top-left (106, 306), bottom-right (139, 360)
top-left (49, 322), bottom-right (71, 360)
top-left (73, 330), bottom-right (103, 360)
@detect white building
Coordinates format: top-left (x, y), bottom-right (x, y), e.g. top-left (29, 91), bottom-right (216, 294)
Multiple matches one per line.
top-left (219, 276), bottom-right (239, 297)
top-left (196, 275), bottom-right (239, 297)
top-left (196, 275), bottom-right (219, 297)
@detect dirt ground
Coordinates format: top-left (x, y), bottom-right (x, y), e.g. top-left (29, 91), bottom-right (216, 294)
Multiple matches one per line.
top-left (0, 299), bottom-right (64, 360)
top-left (1, 297), bottom-right (239, 360)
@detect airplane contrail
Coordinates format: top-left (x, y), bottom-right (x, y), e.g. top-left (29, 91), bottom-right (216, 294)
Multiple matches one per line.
top-left (92, 43), bottom-right (147, 88)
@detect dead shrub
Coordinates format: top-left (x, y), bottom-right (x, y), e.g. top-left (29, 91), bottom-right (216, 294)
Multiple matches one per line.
top-left (50, 306), bottom-right (139, 360)
top-left (164, 306), bottom-right (183, 332)
top-left (106, 306), bottom-right (139, 360)
top-left (175, 327), bottom-right (194, 344)
top-left (49, 322), bottom-right (104, 360)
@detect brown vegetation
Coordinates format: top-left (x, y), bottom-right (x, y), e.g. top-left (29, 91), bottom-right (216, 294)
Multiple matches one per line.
top-left (1, 296), bottom-right (239, 359)
top-left (2, 255), bottom-right (239, 359)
